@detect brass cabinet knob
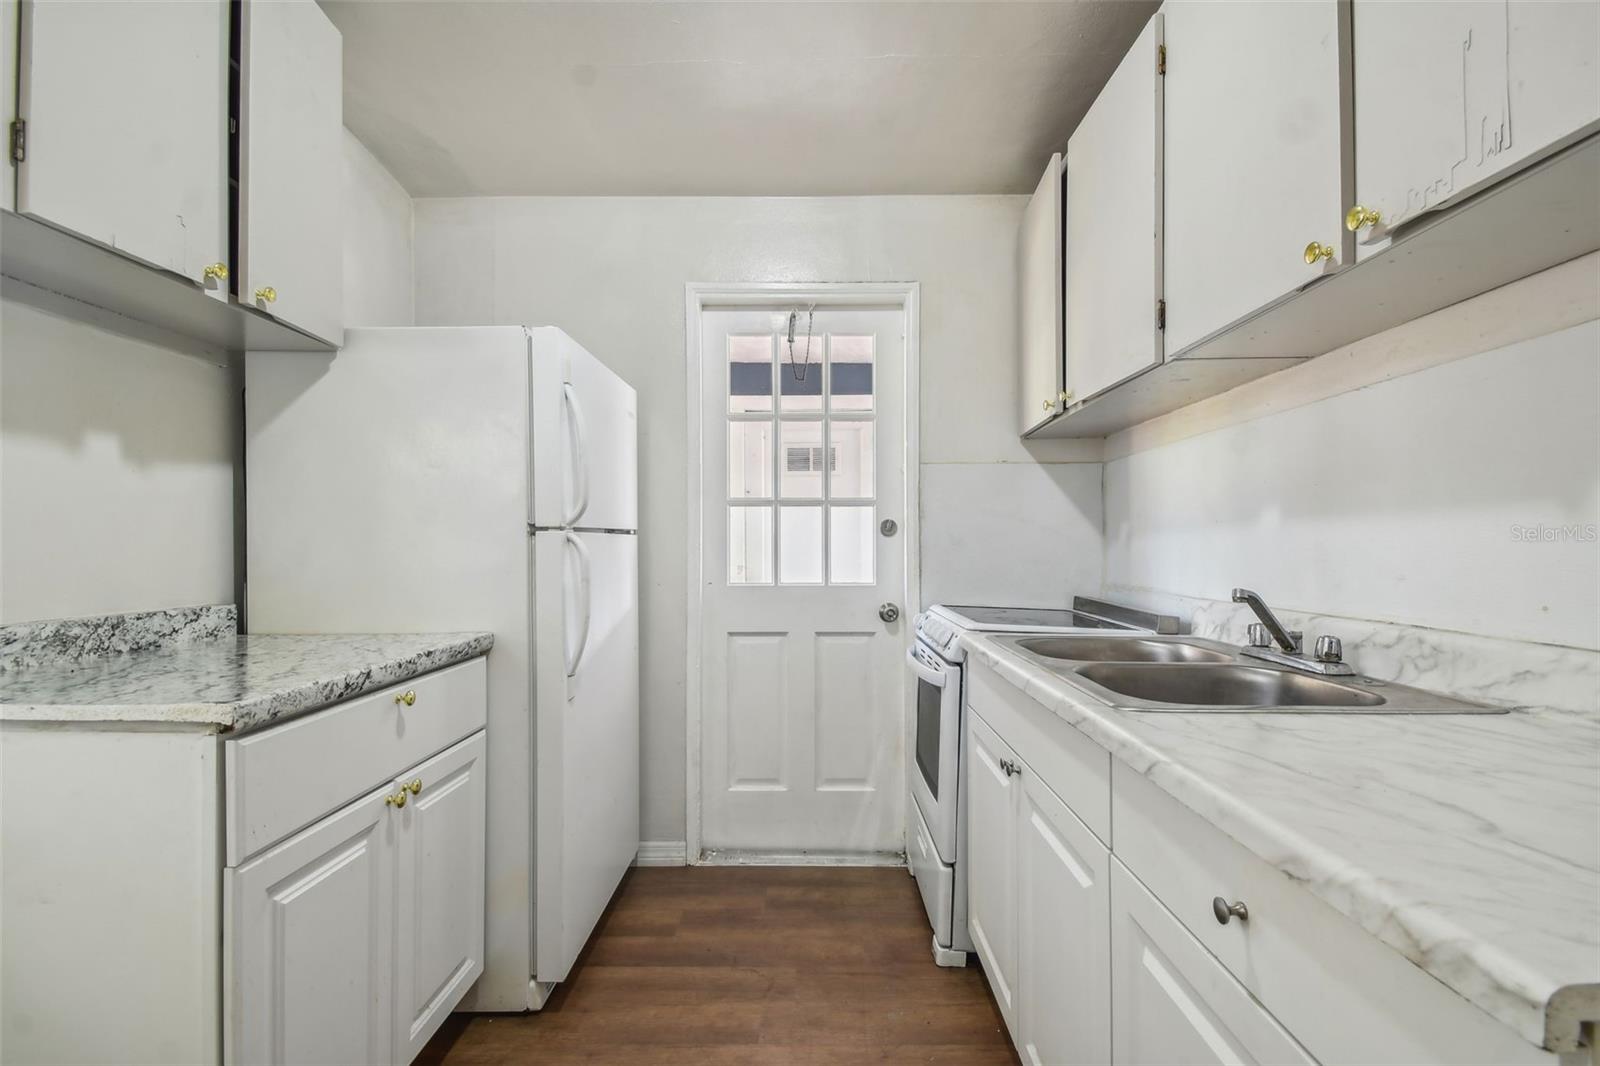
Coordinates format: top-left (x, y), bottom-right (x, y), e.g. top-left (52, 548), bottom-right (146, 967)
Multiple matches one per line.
top-left (202, 262), bottom-right (229, 282)
top-left (394, 689), bottom-right (417, 707)
top-left (1302, 241), bottom-right (1335, 265)
top-left (254, 286), bottom-right (277, 304)
top-left (1345, 205), bottom-right (1382, 232)
top-left (1060, 389), bottom-right (1075, 404)
top-left (385, 790), bottom-right (407, 809)
top-left (407, 779), bottom-right (423, 795)
top-left (1042, 398), bottom-right (1053, 412)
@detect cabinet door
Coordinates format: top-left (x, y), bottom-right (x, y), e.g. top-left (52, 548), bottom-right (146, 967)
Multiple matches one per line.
top-left (393, 731), bottom-right (487, 1063)
top-left (1015, 770), bottom-right (1110, 1066)
top-left (1110, 859), bottom-right (1314, 1066)
top-left (1351, 0), bottom-right (1600, 259)
top-left (1163, 0), bottom-right (1350, 354)
top-left (16, 0), bottom-right (228, 285)
top-left (964, 712), bottom-right (1020, 1035)
top-left (239, 0), bottom-right (343, 344)
top-left (1017, 153), bottom-right (1064, 434)
top-left (1064, 13), bottom-right (1163, 403)
top-left (226, 783), bottom-right (395, 1066)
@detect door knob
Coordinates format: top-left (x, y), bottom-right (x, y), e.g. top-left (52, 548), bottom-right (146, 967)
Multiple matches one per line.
top-left (878, 603), bottom-right (900, 623)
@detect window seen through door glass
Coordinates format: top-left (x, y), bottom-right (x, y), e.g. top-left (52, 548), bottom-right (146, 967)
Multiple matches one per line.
top-left (779, 420), bottom-right (825, 499)
top-left (728, 506), bottom-right (773, 584)
top-left (778, 339), bottom-right (824, 412)
top-left (727, 422), bottom-right (773, 499)
top-left (729, 335), bottom-right (773, 413)
top-left (829, 335), bottom-right (874, 411)
top-left (828, 421), bottom-right (874, 499)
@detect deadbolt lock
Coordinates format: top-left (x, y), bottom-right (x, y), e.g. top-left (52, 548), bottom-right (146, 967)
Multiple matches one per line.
top-left (880, 518), bottom-right (898, 537)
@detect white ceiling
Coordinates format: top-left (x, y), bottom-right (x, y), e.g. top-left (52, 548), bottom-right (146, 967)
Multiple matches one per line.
top-left (326, 0), bottom-right (1158, 197)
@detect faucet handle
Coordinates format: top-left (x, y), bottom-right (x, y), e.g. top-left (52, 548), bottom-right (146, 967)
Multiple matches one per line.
top-left (1246, 623), bottom-right (1272, 648)
top-left (1314, 635), bottom-right (1343, 663)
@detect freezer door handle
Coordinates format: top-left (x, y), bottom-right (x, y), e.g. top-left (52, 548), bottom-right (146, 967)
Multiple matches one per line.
top-left (562, 381), bottom-right (592, 527)
top-left (563, 530), bottom-right (593, 680)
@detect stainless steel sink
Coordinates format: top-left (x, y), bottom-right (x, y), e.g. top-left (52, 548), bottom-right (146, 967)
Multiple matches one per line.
top-left (1067, 662), bottom-right (1499, 713)
top-left (1014, 635), bottom-right (1235, 664)
top-left (1077, 662), bottom-right (1386, 708)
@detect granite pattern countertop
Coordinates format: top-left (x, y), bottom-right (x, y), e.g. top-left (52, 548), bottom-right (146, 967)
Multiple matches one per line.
top-left (0, 631), bottom-right (494, 733)
top-left (962, 633), bottom-right (1600, 1052)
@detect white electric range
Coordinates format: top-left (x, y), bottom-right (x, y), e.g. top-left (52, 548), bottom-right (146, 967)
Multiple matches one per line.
top-left (906, 599), bottom-right (1177, 966)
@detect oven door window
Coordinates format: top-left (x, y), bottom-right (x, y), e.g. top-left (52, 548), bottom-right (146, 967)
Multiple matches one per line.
top-left (915, 674), bottom-right (943, 798)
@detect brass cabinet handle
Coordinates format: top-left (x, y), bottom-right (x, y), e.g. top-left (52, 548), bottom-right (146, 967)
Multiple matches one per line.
top-left (254, 286), bottom-right (277, 304)
top-left (1302, 241), bottom-right (1335, 265)
top-left (394, 690), bottom-right (417, 707)
top-left (1042, 398), bottom-right (1054, 412)
top-left (1060, 389), bottom-right (1075, 404)
top-left (385, 790), bottom-right (407, 809)
top-left (1345, 205), bottom-right (1382, 232)
top-left (202, 262), bottom-right (229, 282)
top-left (1213, 896), bottom-right (1248, 924)
top-left (406, 779), bottom-right (423, 795)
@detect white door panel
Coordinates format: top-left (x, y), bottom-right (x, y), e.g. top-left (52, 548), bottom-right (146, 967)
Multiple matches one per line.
top-left (226, 784), bottom-right (395, 1066)
top-left (239, 0), bottom-right (343, 343)
top-left (529, 328), bottom-right (639, 531)
top-left (393, 732), bottom-right (487, 1062)
top-left (533, 530), bottom-right (639, 981)
top-left (17, 0), bottom-right (228, 285)
top-left (699, 307), bottom-right (906, 855)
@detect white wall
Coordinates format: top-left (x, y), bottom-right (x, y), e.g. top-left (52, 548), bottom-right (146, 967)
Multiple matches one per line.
top-left (0, 289), bottom-right (236, 623)
top-left (343, 128), bottom-right (414, 327)
top-left (1103, 254), bottom-right (1600, 710)
top-left (412, 195), bottom-right (1105, 843)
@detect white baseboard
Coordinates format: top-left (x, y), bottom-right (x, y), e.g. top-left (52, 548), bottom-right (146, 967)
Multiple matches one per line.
top-left (696, 849), bottom-right (908, 867)
top-left (634, 840), bottom-right (689, 867)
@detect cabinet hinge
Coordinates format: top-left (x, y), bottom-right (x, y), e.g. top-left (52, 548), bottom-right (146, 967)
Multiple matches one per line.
top-left (1157, 44), bottom-right (1166, 76)
top-left (8, 119), bottom-right (24, 165)
top-left (1156, 298), bottom-right (1166, 331)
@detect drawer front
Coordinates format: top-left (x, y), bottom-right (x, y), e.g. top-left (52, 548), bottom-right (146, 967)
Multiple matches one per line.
top-left (225, 657), bottom-right (487, 865)
top-left (1111, 762), bottom-right (1552, 1065)
top-left (1110, 857), bottom-right (1313, 1066)
top-left (966, 659), bottom-right (1110, 843)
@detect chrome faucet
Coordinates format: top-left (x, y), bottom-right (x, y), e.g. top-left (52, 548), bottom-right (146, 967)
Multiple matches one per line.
top-left (1231, 588), bottom-right (1355, 676)
top-left (1231, 588), bottom-right (1300, 652)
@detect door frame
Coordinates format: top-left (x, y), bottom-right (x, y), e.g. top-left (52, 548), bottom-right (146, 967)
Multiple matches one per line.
top-left (683, 282), bottom-right (922, 865)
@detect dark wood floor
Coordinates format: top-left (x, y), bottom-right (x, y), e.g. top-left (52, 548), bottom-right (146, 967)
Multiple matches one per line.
top-left (418, 865), bottom-right (1019, 1064)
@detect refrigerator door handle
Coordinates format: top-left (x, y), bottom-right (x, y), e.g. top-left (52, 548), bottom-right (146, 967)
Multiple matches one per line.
top-left (562, 381), bottom-right (592, 527)
top-left (563, 530), bottom-right (593, 679)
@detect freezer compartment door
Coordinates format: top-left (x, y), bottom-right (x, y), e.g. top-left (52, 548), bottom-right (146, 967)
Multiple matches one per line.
top-left (532, 530), bottom-right (640, 982)
top-left (529, 328), bottom-right (638, 531)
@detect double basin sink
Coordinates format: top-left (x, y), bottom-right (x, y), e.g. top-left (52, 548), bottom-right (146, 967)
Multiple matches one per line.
top-left (999, 635), bottom-right (1498, 714)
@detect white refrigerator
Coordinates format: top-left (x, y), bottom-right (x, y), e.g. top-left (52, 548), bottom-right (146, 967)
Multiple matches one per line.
top-left (245, 326), bottom-right (639, 1011)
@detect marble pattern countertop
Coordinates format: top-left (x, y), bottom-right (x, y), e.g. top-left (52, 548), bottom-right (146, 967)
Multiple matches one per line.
top-left (962, 633), bottom-right (1600, 1052)
top-left (0, 632), bottom-right (495, 734)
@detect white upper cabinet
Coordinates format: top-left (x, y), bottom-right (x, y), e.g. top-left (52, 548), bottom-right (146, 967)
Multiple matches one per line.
top-left (1017, 152), bottom-right (1064, 434)
top-left (1349, 0), bottom-right (1600, 258)
top-left (1063, 13), bottom-right (1164, 405)
top-left (1162, 0), bottom-right (1351, 355)
top-left (239, 0), bottom-right (344, 345)
top-left (15, 0), bottom-right (229, 287)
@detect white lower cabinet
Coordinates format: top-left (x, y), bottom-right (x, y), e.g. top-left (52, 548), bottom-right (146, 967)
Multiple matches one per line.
top-left (227, 730), bottom-right (487, 1066)
top-left (393, 735), bottom-right (489, 1061)
top-left (967, 708), bottom-right (1111, 1062)
top-left (1110, 858), bottom-right (1313, 1065)
top-left (965, 712), bottom-right (1020, 1033)
top-left (227, 781), bottom-right (398, 1066)
top-left (1016, 765), bottom-right (1111, 1066)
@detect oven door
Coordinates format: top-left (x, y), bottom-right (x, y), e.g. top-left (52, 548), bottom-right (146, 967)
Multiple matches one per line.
top-left (906, 639), bottom-right (961, 863)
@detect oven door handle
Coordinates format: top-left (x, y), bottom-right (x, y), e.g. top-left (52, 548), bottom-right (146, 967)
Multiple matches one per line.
top-left (906, 647), bottom-right (949, 688)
